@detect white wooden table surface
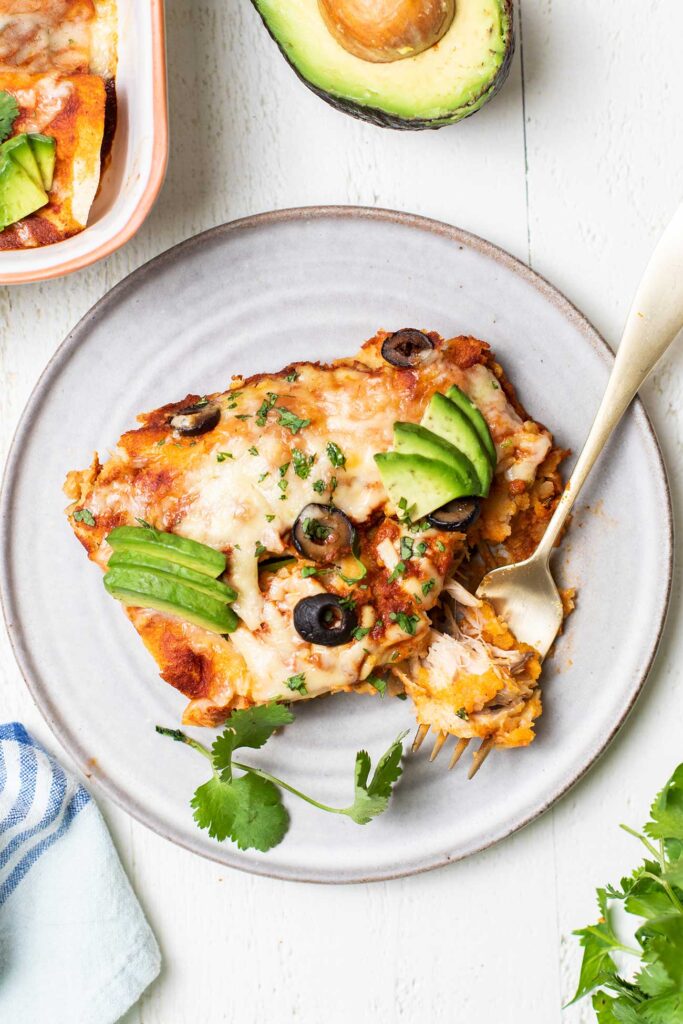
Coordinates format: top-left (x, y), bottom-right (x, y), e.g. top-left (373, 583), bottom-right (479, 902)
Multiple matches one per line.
top-left (2, 3), bottom-right (682, 1022)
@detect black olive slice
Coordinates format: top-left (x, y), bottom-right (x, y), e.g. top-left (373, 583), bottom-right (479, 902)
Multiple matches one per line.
top-left (381, 329), bottom-right (434, 368)
top-left (169, 401), bottom-right (221, 437)
top-left (292, 503), bottom-right (357, 563)
top-left (427, 497), bottom-right (481, 532)
top-left (293, 593), bottom-right (358, 646)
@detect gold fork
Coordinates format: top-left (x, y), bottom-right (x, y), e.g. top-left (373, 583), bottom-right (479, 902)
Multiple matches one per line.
top-left (413, 201), bottom-right (683, 776)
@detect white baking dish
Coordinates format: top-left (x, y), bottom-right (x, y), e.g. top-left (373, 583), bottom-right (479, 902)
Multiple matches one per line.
top-left (0, 0), bottom-right (167, 285)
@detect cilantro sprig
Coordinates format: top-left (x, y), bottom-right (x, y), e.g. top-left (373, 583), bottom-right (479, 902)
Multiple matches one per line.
top-left (570, 763), bottom-right (683, 1021)
top-left (157, 705), bottom-right (407, 852)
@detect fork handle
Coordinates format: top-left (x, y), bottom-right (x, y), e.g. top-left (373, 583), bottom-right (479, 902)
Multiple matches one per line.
top-left (536, 201), bottom-right (683, 558)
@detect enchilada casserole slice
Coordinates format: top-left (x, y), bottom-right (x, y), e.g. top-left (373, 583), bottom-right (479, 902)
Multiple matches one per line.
top-left (65, 330), bottom-right (568, 754)
top-left (0, 0), bottom-right (116, 246)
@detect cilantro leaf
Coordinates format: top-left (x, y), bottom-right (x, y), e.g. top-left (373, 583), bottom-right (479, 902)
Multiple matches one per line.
top-left (191, 776), bottom-right (240, 841)
top-left (645, 765), bottom-right (683, 843)
top-left (227, 774), bottom-right (290, 852)
top-left (212, 703), bottom-right (294, 781)
top-left (326, 441), bottom-right (346, 468)
top-left (341, 732), bottom-right (407, 824)
top-left (570, 890), bottom-right (622, 1003)
top-left (73, 507), bottom-right (96, 526)
top-left (0, 91), bottom-right (19, 144)
top-left (275, 406), bottom-right (310, 435)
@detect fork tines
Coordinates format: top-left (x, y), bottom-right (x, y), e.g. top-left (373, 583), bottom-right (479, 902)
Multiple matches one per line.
top-left (412, 726), bottom-right (495, 779)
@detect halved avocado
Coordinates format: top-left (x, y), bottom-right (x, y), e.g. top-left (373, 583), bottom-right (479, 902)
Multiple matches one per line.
top-left (374, 451), bottom-right (473, 519)
top-left (251, 0), bottom-right (513, 129)
top-left (393, 422), bottom-right (478, 492)
top-left (108, 550), bottom-right (237, 602)
top-left (445, 384), bottom-right (497, 466)
top-left (421, 393), bottom-right (492, 495)
top-left (104, 567), bottom-right (239, 634)
top-left (106, 525), bottom-right (226, 578)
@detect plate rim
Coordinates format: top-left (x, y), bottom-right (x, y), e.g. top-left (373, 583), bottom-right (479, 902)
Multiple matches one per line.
top-left (0, 205), bottom-right (674, 883)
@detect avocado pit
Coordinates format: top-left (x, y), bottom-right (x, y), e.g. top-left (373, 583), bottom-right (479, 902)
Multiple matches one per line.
top-left (318, 0), bottom-right (455, 63)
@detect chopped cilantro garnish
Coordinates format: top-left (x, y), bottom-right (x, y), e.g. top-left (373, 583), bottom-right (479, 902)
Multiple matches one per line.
top-left (0, 91), bottom-right (19, 144)
top-left (326, 441), bottom-right (346, 468)
top-left (388, 561), bottom-right (406, 584)
top-left (353, 626), bottom-right (371, 641)
top-left (395, 692), bottom-right (408, 701)
top-left (399, 537), bottom-right (414, 561)
top-left (156, 439), bottom-right (166, 447)
top-left (216, 451), bottom-right (233, 462)
top-left (279, 462), bottom-right (290, 478)
top-left (256, 392), bottom-right (278, 426)
top-left (368, 676), bottom-right (387, 697)
top-left (285, 673), bottom-right (307, 695)
top-left (285, 369), bottom-right (299, 383)
top-left (73, 508), bottom-right (96, 526)
top-left (436, 541), bottom-right (446, 552)
top-left (255, 541), bottom-right (267, 557)
top-left (258, 472), bottom-right (270, 483)
top-left (312, 479), bottom-right (326, 494)
top-left (303, 518), bottom-right (331, 542)
top-left (275, 407), bottom-right (310, 435)
top-left (421, 578), bottom-right (436, 597)
top-left (339, 596), bottom-right (357, 611)
top-left (265, 514), bottom-right (276, 522)
top-left (292, 448), bottom-right (315, 479)
top-left (235, 414), bottom-right (251, 421)
top-left (491, 379), bottom-right (500, 389)
top-left (330, 476), bottom-right (338, 493)
top-left (389, 611), bottom-right (420, 635)
top-left (248, 446), bottom-right (259, 456)
top-left (301, 565), bottom-right (332, 579)
top-left (456, 707), bottom-right (469, 720)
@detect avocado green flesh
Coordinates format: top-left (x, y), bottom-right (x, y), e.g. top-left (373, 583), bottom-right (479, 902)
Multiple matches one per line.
top-left (106, 526), bottom-right (226, 578)
top-left (393, 422), bottom-right (478, 491)
top-left (1, 135), bottom-right (43, 187)
top-left (421, 394), bottom-right (492, 496)
top-left (446, 384), bottom-right (497, 466)
top-left (28, 134), bottom-right (56, 191)
top-left (251, 0), bottom-right (513, 128)
top-left (375, 452), bottom-right (474, 519)
top-left (0, 155), bottom-right (48, 229)
top-left (108, 550), bottom-right (237, 602)
top-left (104, 568), bottom-right (238, 634)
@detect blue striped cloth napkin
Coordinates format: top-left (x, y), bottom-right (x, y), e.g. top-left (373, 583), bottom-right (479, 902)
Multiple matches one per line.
top-left (0, 723), bottom-right (161, 1023)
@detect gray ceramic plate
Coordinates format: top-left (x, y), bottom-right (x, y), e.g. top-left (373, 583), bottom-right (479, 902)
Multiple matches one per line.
top-left (0, 208), bottom-right (672, 883)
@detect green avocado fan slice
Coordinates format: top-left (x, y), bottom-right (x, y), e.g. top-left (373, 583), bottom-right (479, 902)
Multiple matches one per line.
top-left (106, 525), bottom-right (226, 578)
top-left (104, 567), bottom-right (239, 634)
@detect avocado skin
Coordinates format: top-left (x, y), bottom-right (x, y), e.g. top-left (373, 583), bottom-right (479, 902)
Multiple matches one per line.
top-left (251, 0), bottom-right (514, 130)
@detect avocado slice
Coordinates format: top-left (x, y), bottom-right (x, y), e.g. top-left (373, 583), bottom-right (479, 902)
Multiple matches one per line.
top-left (106, 525), bottom-right (226, 578)
top-left (1, 134), bottom-right (43, 187)
top-left (445, 384), bottom-right (497, 467)
top-left (108, 550), bottom-right (237, 602)
top-left (0, 156), bottom-right (48, 230)
top-left (27, 134), bottom-right (56, 191)
top-left (251, 0), bottom-right (513, 129)
top-left (421, 393), bottom-right (492, 496)
top-left (393, 422), bottom-right (478, 493)
top-left (374, 452), bottom-right (473, 520)
top-left (104, 567), bottom-right (239, 634)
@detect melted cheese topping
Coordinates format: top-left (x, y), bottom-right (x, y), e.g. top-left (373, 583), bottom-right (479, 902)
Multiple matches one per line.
top-left (65, 332), bottom-right (562, 732)
top-left (0, 0), bottom-right (116, 76)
